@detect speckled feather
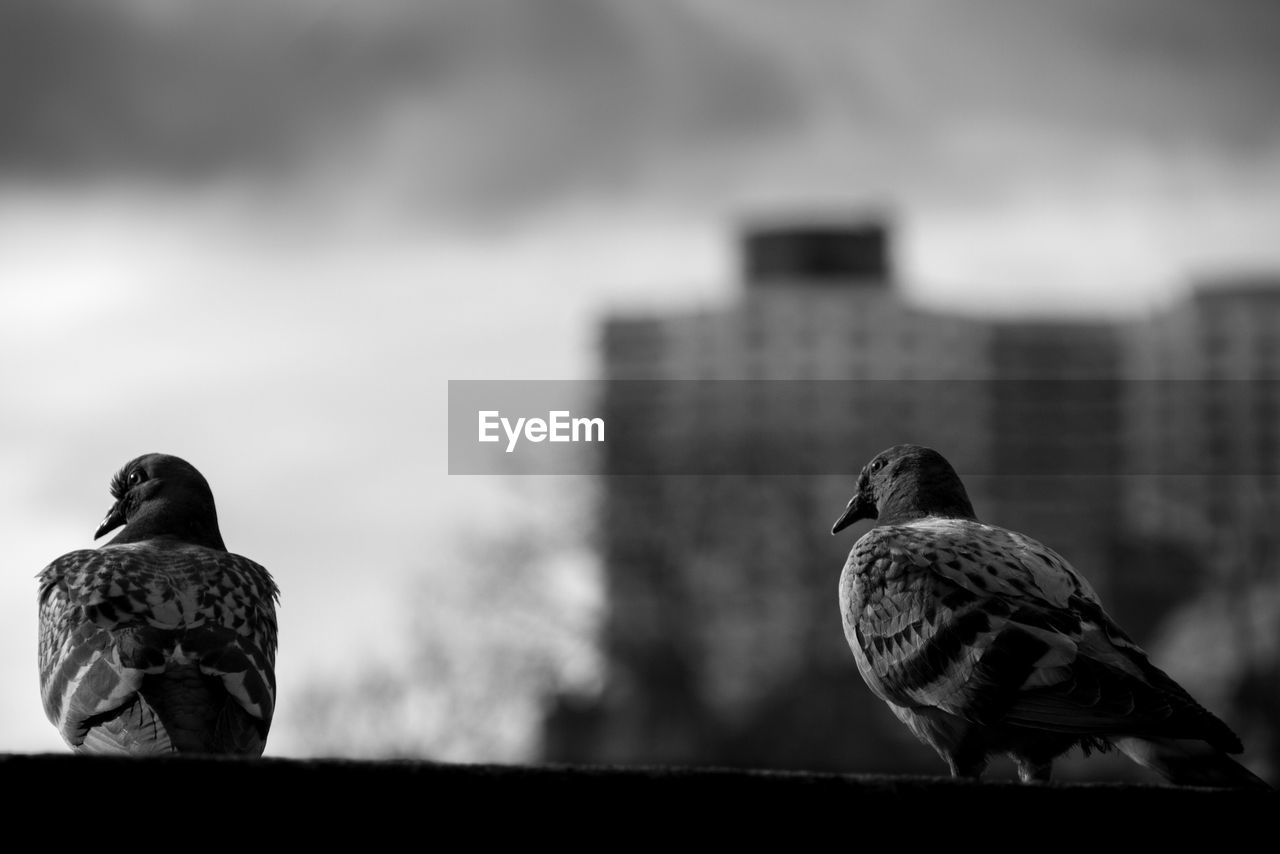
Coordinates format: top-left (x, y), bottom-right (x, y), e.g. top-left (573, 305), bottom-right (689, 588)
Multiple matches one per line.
top-left (36, 454), bottom-right (279, 756)
top-left (834, 444), bottom-right (1265, 787)
top-left (841, 518), bottom-right (1239, 752)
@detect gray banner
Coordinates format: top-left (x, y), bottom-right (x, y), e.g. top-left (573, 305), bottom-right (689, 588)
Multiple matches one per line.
top-left (448, 379), bottom-right (1280, 475)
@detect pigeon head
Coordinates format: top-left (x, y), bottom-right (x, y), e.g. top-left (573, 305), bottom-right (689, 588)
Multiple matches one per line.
top-left (95, 453), bottom-right (226, 550)
top-left (832, 444), bottom-right (976, 533)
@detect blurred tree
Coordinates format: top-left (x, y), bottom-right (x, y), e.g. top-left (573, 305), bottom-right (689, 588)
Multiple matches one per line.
top-left (288, 478), bottom-right (603, 761)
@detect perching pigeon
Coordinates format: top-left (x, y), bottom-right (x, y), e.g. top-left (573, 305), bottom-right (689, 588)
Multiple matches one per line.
top-left (37, 453), bottom-right (279, 756)
top-left (832, 443), bottom-right (1268, 788)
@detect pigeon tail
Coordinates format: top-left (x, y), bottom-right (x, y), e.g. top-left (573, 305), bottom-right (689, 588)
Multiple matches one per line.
top-left (75, 666), bottom-right (221, 755)
top-left (139, 665), bottom-right (227, 753)
top-left (1113, 736), bottom-right (1272, 790)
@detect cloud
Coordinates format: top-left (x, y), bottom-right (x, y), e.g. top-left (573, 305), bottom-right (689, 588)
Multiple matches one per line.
top-left (0, 1), bottom-right (802, 205)
top-left (4, 0), bottom-right (1278, 223)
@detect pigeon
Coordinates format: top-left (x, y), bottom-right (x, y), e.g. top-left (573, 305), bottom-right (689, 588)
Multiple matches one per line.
top-left (832, 443), bottom-right (1269, 788)
top-left (37, 453), bottom-right (279, 756)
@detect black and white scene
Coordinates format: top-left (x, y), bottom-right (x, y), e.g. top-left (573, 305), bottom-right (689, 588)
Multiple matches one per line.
top-left (2, 0), bottom-right (1278, 822)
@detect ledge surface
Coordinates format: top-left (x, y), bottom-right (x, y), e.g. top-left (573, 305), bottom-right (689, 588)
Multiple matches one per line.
top-left (4, 753), bottom-right (1272, 839)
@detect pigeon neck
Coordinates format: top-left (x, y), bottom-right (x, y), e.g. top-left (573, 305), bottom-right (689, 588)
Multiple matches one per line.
top-left (876, 477), bottom-right (977, 527)
top-left (109, 500), bottom-right (227, 551)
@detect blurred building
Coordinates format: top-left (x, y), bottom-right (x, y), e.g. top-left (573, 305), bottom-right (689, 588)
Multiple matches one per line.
top-left (1127, 279), bottom-right (1280, 555)
top-left (1124, 277), bottom-right (1280, 782)
top-left (543, 215), bottom-right (1279, 778)
top-left (544, 215), bottom-right (1141, 772)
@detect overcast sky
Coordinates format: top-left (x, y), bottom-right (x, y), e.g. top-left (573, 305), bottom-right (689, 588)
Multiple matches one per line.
top-left (2, 0), bottom-right (1278, 757)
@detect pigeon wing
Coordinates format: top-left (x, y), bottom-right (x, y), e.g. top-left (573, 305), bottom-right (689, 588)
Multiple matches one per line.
top-left (847, 519), bottom-right (1241, 752)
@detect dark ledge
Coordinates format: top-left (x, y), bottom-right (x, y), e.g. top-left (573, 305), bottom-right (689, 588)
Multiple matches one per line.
top-left (4, 753), bottom-right (1272, 837)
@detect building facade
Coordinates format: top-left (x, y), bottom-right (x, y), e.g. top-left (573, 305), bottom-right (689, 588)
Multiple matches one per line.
top-left (544, 217), bottom-right (1278, 776)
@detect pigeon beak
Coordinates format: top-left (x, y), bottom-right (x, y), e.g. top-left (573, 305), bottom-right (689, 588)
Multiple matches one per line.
top-left (95, 501), bottom-right (126, 540)
top-left (831, 493), bottom-right (875, 535)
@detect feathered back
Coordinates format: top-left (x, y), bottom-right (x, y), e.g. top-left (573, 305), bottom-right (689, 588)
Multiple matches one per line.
top-left (37, 454), bottom-right (278, 756)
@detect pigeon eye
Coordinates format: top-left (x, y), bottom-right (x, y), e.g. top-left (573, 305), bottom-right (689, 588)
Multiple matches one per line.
top-left (870, 458), bottom-right (887, 473)
top-left (127, 470), bottom-right (146, 487)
